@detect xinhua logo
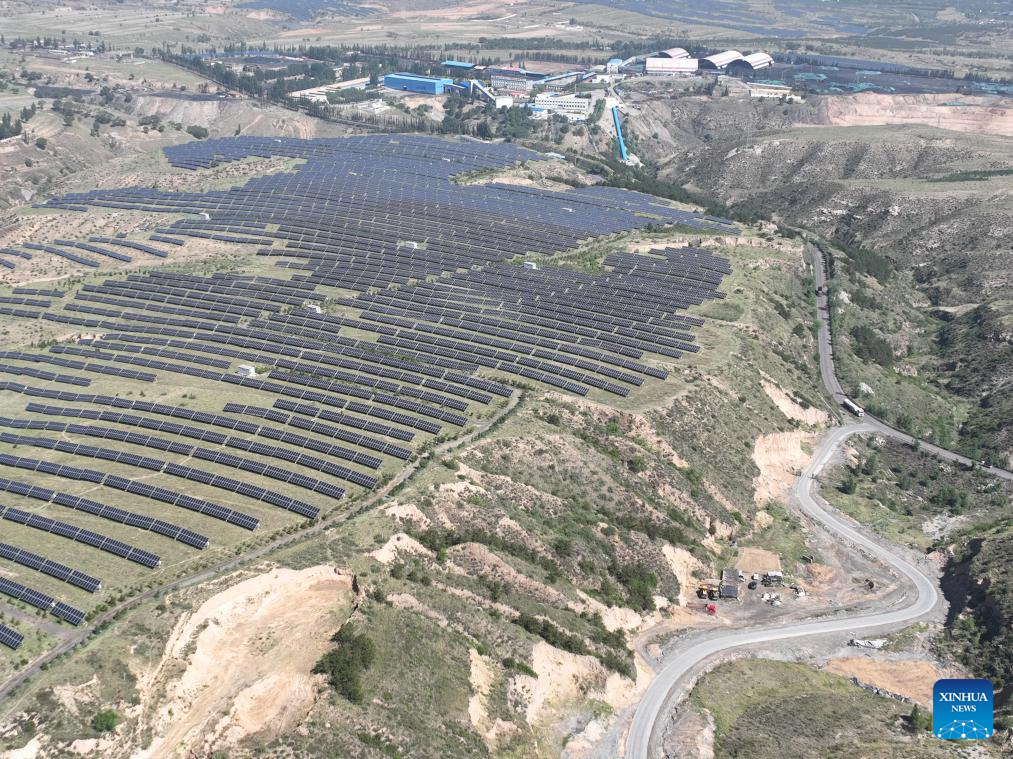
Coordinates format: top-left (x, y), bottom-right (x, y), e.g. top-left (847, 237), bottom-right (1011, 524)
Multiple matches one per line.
top-left (933, 678), bottom-right (993, 739)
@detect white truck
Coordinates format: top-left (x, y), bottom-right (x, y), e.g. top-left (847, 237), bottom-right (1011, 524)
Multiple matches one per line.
top-left (842, 397), bottom-right (865, 417)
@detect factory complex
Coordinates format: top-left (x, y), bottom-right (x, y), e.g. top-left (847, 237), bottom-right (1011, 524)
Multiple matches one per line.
top-left (372, 46), bottom-right (775, 122)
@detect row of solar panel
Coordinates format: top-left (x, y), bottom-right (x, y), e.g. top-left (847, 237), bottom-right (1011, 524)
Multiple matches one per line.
top-left (0, 541), bottom-right (101, 592)
top-left (0, 477), bottom-right (207, 552)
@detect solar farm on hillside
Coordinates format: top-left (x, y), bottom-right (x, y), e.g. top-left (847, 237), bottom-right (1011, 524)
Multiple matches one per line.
top-left (0, 135), bottom-right (732, 655)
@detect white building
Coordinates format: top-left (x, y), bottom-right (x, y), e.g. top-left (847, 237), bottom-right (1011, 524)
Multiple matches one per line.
top-left (655, 47), bottom-right (690, 59)
top-left (741, 52), bottom-right (774, 71)
top-left (645, 57), bottom-right (698, 75)
top-left (532, 93), bottom-right (594, 120)
top-left (747, 82), bottom-right (800, 101)
top-left (700, 50), bottom-right (744, 71)
top-left (491, 72), bottom-right (534, 94)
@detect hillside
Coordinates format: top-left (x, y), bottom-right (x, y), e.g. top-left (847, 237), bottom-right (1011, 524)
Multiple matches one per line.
top-left (613, 81), bottom-right (1013, 464)
top-left (0, 147), bottom-right (852, 756)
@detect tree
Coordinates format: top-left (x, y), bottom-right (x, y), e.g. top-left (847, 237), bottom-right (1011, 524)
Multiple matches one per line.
top-left (185, 124), bottom-right (209, 139)
top-left (91, 709), bottom-right (119, 733)
top-left (312, 624), bottom-right (377, 704)
top-left (839, 471), bottom-right (858, 495)
top-left (907, 704), bottom-right (931, 733)
top-left (34, 137), bottom-right (46, 150)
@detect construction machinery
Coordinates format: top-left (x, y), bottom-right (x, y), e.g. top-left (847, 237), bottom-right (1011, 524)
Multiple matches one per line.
top-left (696, 582), bottom-right (720, 600)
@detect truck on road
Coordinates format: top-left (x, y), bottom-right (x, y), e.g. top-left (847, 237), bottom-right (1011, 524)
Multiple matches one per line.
top-left (842, 397), bottom-right (865, 417)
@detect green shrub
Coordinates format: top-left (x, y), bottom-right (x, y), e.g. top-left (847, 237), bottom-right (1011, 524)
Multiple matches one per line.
top-left (91, 709), bottom-right (120, 733)
top-left (313, 624), bottom-right (377, 703)
top-left (850, 326), bottom-right (893, 367)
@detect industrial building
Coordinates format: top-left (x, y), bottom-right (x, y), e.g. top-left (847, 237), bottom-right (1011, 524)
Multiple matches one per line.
top-left (700, 50), bottom-right (744, 71)
top-left (540, 71), bottom-right (584, 91)
top-left (654, 47), bottom-right (691, 59)
top-left (383, 73), bottom-right (454, 95)
top-left (746, 82), bottom-right (797, 100)
top-left (488, 66), bottom-right (543, 95)
top-left (606, 57), bottom-right (623, 73)
top-left (698, 50), bottom-right (773, 75)
top-left (646, 57), bottom-right (698, 75)
top-left (443, 60), bottom-right (476, 72)
top-left (532, 92), bottom-right (594, 120)
top-left (727, 52), bottom-right (775, 76)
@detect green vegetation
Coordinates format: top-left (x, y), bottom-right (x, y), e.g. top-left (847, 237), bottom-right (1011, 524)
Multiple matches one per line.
top-left (943, 532), bottom-right (1013, 717)
top-left (928, 168), bottom-right (1013, 182)
top-left (611, 563), bottom-right (657, 612)
top-left (313, 624), bottom-right (377, 704)
top-left (935, 305), bottom-right (1013, 465)
top-left (513, 612), bottom-right (588, 656)
top-left (691, 659), bottom-right (961, 758)
top-left (825, 436), bottom-right (1010, 550)
top-left (841, 243), bottom-right (893, 284)
top-left (90, 709), bottom-right (119, 733)
top-left (850, 325), bottom-right (894, 367)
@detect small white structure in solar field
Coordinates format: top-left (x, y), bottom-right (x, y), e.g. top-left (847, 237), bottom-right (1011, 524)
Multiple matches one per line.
top-left (304, 303), bottom-right (323, 314)
top-left (523, 261), bottom-right (538, 270)
top-left (237, 364), bottom-right (258, 378)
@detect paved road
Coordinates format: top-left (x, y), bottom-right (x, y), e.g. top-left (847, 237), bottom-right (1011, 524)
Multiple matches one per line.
top-left (810, 243), bottom-right (1013, 483)
top-left (626, 242), bottom-right (1013, 757)
top-left (626, 422), bottom-right (941, 758)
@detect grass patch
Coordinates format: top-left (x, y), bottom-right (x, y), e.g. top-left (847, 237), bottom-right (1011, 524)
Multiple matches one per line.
top-left (691, 659), bottom-right (961, 758)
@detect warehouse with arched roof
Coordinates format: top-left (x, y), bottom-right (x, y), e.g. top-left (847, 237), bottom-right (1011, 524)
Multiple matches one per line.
top-left (699, 50), bottom-right (744, 70)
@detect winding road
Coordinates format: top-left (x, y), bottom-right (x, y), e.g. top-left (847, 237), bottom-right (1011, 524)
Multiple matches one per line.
top-left (625, 242), bottom-right (1011, 758)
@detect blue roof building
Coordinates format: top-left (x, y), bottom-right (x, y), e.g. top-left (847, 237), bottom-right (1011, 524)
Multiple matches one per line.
top-left (383, 73), bottom-right (455, 95)
top-left (443, 60), bottom-right (476, 70)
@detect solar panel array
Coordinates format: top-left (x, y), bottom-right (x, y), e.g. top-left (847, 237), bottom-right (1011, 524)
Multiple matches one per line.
top-left (0, 136), bottom-right (732, 650)
top-left (41, 135), bottom-right (734, 290)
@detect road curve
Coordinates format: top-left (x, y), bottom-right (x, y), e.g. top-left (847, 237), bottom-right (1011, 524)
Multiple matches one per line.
top-left (625, 422), bottom-right (941, 758)
top-left (810, 242), bottom-right (1013, 483)
top-left (624, 240), bottom-right (1013, 758)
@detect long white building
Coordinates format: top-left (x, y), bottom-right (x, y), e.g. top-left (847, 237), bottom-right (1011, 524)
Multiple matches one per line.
top-left (532, 92), bottom-right (595, 120)
top-left (645, 57), bottom-right (698, 75)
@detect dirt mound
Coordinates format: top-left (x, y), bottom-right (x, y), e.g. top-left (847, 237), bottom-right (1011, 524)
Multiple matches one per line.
top-left (135, 565), bottom-right (354, 758)
top-left (762, 380), bottom-right (829, 427)
top-left (370, 532), bottom-right (432, 564)
top-left (752, 430), bottom-right (815, 505)
top-left (817, 93), bottom-right (1013, 137)
top-left (823, 657), bottom-right (944, 705)
top-left (662, 544), bottom-right (706, 605)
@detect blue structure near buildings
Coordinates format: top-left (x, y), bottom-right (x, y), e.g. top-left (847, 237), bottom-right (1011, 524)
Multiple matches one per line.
top-left (612, 106), bottom-right (629, 162)
top-left (443, 60), bottom-right (476, 71)
top-left (383, 73), bottom-right (455, 95)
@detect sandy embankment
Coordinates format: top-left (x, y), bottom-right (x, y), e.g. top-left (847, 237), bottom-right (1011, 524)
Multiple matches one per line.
top-left (135, 565), bottom-right (354, 759)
